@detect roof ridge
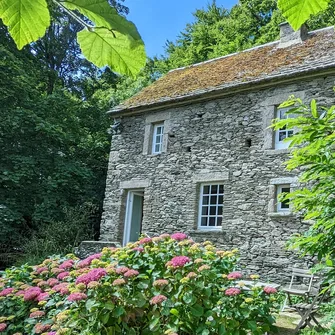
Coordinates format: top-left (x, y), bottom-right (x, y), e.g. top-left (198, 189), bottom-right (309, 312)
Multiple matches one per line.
top-left (168, 25), bottom-right (335, 74)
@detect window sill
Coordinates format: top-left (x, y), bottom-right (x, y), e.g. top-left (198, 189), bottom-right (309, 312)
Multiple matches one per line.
top-left (264, 149), bottom-right (290, 155)
top-left (268, 212), bottom-right (295, 218)
top-left (191, 229), bottom-right (225, 235)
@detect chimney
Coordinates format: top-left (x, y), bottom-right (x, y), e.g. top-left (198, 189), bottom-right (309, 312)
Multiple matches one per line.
top-left (279, 22), bottom-right (308, 48)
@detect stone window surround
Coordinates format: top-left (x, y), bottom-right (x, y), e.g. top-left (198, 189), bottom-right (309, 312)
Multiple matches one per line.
top-left (143, 111), bottom-right (171, 155)
top-left (263, 91), bottom-right (305, 153)
top-left (268, 177), bottom-right (298, 217)
top-left (193, 171), bottom-right (229, 231)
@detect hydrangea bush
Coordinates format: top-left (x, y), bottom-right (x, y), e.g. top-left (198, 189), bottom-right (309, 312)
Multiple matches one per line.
top-left (0, 233), bottom-right (279, 335)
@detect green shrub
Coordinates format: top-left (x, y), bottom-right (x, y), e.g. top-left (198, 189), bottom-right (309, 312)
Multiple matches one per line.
top-left (0, 234), bottom-right (279, 334)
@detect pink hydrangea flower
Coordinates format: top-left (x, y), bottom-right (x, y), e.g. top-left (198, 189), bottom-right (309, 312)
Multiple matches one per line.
top-left (75, 268), bottom-right (107, 285)
top-left (37, 281), bottom-right (48, 288)
top-left (59, 259), bottom-right (74, 270)
top-left (77, 253), bottom-right (101, 268)
top-left (115, 266), bottom-right (129, 274)
top-left (47, 278), bottom-right (59, 287)
top-left (227, 272), bottom-right (243, 280)
top-left (132, 247), bottom-right (144, 252)
top-left (30, 311), bottom-right (45, 318)
top-left (57, 272), bottom-right (70, 280)
top-left (0, 287), bottom-right (14, 297)
top-left (171, 233), bottom-right (188, 241)
top-left (36, 267), bottom-right (48, 274)
top-left (225, 288), bottom-right (241, 296)
top-left (170, 256), bottom-right (191, 268)
top-left (150, 294), bottom-right (167, 305)
top-left (112, 278), bottom-right (126, 286)
top-left (0, 323), bottom-right (7, 331)
top-left (36, 293), bottom-right (50, 302)
top-left (139, 237), bottom-right (152, 244)
top-left (198, 265), bottom-right (211, 272)
top-left (34, 323), bottom-right (51, 334)
top-left (48, 332), bottom-right (56, 335)
top-left (263, 286), bottom-right (277, 294)
top-left (24, 287), bottom-right (42, 301)
top-left (159, 233), bottom-right (170, 239)
top-left (67, 292), bottom-right (87, 301)
top-left (124, 269), bottom-right (139, 278)
top-left (187, 272), bottom-right (197, 279)
top-left (153, 279), bottom-right (169, 287)
top-left (53, 283), bottom-right (69, 295)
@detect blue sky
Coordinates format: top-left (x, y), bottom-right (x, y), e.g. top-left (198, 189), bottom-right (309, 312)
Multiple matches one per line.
top-left (125, 0), bottom-right (238, 58)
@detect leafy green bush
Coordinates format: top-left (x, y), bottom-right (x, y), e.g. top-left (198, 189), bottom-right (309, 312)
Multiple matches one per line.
top-left (0, 234), bottom-right (279, 334)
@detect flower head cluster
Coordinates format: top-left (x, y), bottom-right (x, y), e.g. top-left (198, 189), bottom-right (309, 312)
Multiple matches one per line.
top-left (112, 278), bottom-right (126, 286)
top-left (34, 322), bottom-right (51, 333)
top-left (115, 266), bottom-right (129, 274)
top-left (67, 292), bottom-right (87, 302)
top-left (159, 233), bottom-right (170, 239)
top-left (36, 267), bottom-right (48, 275)
top-left (50, 268), bottom-right (63, 275)
top-left (153, 279), bottom-right (169, 287)
top-left (263, 286), bottom-right (277, 294)
top-left (36, 293), bottom-right (50, 302)
top-left (47, 278), bottom-right (59, 287)
top-left (132, 247), bottom-right (144, 252)
top-left (227, 272), bottom-right (243, 280)
top-left (198, 265), bottom-right (210, 272)
top-left (171, 233), bottom-right (188, 241)
top-left (225, 288), bottom-right (241, 296)
top-left (169, 256), bottom-right (191, 268)
top-left (57, 272), bottom-right (70, 280)
top-left (124, 269), bottom-right (139, 278)
top-left (150, 294), bottom-right (167, 305)
top-left (29, 310), bottom-right (45, 318)
top-left (0, 323), bottom-right (7, 332)
top-left (186, 272), bottom-right (197, 279)
top-left (53, 283), bottom-right (69, 295)
top-left (75, 268), bottom-right (107, 285)
top-left (24, 287), bottom-right (42, 301)
top-left (59, 259), bottom-right (75, 270)
top-left (77, 253), bottom-right (101, 268)
top-left (139, 237), bottom-right (152, 244)
top-left (0, 287), bottom-right (14, 297)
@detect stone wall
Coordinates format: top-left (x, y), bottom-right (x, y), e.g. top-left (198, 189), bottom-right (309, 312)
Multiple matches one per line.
top-left (101, 75), bottom-right (335, 282)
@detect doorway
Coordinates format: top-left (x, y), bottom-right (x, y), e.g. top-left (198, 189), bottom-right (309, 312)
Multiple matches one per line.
top-left (123, 190), bottom-right (144, 245)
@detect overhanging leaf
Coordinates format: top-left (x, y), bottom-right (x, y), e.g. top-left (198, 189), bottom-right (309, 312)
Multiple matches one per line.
top-left (62, 0), bottom-right (142, 43)
top-left (0, 0), bottom-right (50, 49)
top-left (77, 27), bottom-right (146, 76)
top-left (278, 0), bottom-right (330, 30)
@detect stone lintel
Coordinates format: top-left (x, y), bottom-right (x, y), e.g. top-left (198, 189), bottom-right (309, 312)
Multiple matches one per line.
top-left (193, 171), bottom-right (229, 183)
top-left (119, 179), bottom-right (151, 189)
top-left (269, 177), bottom-right (298, 185)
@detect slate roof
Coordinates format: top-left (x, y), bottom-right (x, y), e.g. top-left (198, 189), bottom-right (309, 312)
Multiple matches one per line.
top-left (110, 26), bottom-right (335, 115)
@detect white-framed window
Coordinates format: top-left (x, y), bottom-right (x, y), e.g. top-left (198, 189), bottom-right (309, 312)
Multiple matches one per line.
top-left (276, 184), bottom-right (290, 212)
top-left (275, 107), bottom-right (294, 149)
top-left (198, 183), bottom-right (224, 229)
top-left (152, 123), bottom-right (164, 154)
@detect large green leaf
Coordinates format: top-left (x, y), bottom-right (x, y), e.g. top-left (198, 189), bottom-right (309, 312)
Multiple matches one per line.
top-left (77, 27), bottom-right (146, 76)
top-left (62, 0), bottom-right (142, 43)
top-left (278, 0), bottom-right (330, 30)
top-left (0, 0), bottom-right (50, 49)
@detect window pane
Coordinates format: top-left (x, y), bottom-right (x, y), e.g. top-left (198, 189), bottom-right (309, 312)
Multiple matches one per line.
top-left (218, 195), bottom-right (223, 204)
top-left (279, 110), bottom-right (287, 119)
top-left (155, 144), bottom-right (160, 152)
top-left (202, 206), bottom-right (208, 215)
top-left (203, 186), bottom-right (210, 195)
top-left (156, 127), bottom-right (162, 135)
top-left (288, 130), bottom-right (294, 138)
top-left (210, 206), bottom-right (216, 215)
top-left (156, 135), bottom-right (161, 143)
top-left (203, 196), bottom-right (209, 205)
top-left (201, 217), bottom-right (208, 226)
top-left (282, 187), bottom-right (290, 193)
top-left (219, 185), bottom-right (224, 194)
top-left (211, 185), bottom-right (218, 194)
top-left (217, 217), bottom-right (222, 226)
top-left (210, 196), bottom-right (217, 204)
top-left (279, 132), bottom-right (286, 141)
top-left (217, 206), bottom-right (223, 216)
top-left (209, 217), bottom-right (216, 226)
top-left (281, 201), bottom-right (290, 209)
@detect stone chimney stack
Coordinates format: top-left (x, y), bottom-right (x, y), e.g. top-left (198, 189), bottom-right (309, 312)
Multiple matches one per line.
top-left (279, 22), bottom-right (308, 48)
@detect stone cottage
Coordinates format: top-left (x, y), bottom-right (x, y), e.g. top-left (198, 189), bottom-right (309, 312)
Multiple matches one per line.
top-left (100, 24), bottom-right (335, 279)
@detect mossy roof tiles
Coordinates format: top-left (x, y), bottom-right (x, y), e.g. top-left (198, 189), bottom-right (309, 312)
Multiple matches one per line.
top-left (110, 27), bottom-right (335, 115)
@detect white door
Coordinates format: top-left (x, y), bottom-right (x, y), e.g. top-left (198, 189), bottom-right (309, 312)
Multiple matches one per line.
top-left (123, 190), bottom-right (144, 245)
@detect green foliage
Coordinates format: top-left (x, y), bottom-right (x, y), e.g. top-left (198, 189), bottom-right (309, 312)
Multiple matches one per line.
top-left (0, 235), bottom-right (280, 334)
top-left (278, 0), bottom-right (331, 30)
top-left (0, 0), bottom-right (50, 49)
top-left (18, 204), bottom-right (96, 265)
top-left (0, 0), bottom-right (146, 76)
top-left (272, 96), bottom-right (335, 261)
